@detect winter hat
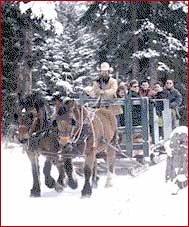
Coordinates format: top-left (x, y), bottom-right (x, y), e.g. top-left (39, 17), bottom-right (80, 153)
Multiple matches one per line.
top-left (100, 62), bottom-right (113, 71)
top-left (100, 62), bottom-right (113, 73)
top-left (100, 62), bottom-right (110, 70)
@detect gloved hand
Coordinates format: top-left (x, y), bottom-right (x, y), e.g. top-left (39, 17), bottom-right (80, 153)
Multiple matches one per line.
top-left (99, 90), bottom-right (105, 95)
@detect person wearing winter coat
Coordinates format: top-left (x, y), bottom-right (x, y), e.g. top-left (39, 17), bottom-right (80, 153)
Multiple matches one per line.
top-left (153, 81), bottom-right (169, 138)
top-left (84, 62), bottom-right (122, 116)
top-left (154, 82), bottom-right (169, 99)
top-left (153, 81), bottom-right (169, 115)
top-left (128, 80), bottom-right (144, 164)
top-left (164, 79), bottom-right (182, 129)
top-left (128, 80), bottom-right (141, 126)
top-left (139, 80), bottom-right (156, 98)
top-left (116, 85), bottom-right (127, 126)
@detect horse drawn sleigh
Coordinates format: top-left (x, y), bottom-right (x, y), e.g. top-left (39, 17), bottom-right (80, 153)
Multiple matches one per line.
top-left (4, 93), bottom-right (174, 197)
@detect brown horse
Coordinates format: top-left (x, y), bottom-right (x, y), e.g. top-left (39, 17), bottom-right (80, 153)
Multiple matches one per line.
top-left (55, 98), bottom-right (118, 197)
top-left (17, 94), bottom-right (77, 197)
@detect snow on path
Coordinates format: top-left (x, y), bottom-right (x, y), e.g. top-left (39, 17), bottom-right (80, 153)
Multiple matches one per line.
top-left (1, 142), bottom-right (188, 226)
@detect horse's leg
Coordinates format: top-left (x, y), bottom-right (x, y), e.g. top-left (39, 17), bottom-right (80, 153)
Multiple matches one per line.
top-left (54, 162), bottom-right (65, 192)
top-left (105, 147), bottom-right (115, 188)
top-left (92, 157), bottom-right (99, 188)
top-left (56, 162), bottom-right (65, 187)
top-left (64, 157), bottom-right (78, 189)
top-left (43, 159), bottom-right (66, 192)
top-left (27, 151), bottom-right (41, 197)
top-left (43, 137), bottom-right (64, 191)
top-left (61, 143), bottom-right (78, 189)
top-left (43, 158), bottom-right (56, 189)
top-left (81, 149), bottom-right (95, 197)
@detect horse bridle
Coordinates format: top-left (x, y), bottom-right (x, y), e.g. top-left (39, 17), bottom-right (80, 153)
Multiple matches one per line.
top-left (58, 104), bottom-right (98, 149)
top-left (58, 105), bottom-right (84, 146)
top-left (17, 103), bottom-right (39, 141)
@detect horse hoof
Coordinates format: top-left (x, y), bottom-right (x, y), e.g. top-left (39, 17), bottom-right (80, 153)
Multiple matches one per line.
top-left (68, 179), bottom-right (78, 189)
top-left (30, 189), bottom-right (41, 197)
top-left (81, 194), bottom-right (91, 199)
top-left (45, 177), bottom-right (55, 189)
top-left (105, 182), bottom-right (113, 188)
top-left (92, 181), bottom-right (98, 188)
top-left (81, 187), bottom-right (92, 197)
top-left (57, 178), bottom-right (65, 187)
top-left (55, 182), bottom-right (64, 192)
top-left (92, 176), bottom-right (99, 188)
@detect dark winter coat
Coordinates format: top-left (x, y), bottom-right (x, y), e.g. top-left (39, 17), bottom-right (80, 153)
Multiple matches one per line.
top-left (153, 89), bottom-right (169, 116)
top-left (128, 90), bottom-right (140, 98)
top-left (165, 88), bottom-right (182, 110)
top-left (128, 90), bottom-right (141, 126)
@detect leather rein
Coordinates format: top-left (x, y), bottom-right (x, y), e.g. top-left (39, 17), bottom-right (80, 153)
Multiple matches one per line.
top-left (58, 104), bottom-right (97, 147)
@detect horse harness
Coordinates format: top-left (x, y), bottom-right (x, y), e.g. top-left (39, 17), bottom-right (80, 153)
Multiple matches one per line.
top-left (18, 104), bottom-right (57, 146)
top-left (58, 105), bottom-right (100, 151)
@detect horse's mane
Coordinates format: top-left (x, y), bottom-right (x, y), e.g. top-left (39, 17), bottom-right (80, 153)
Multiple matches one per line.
top-left (19, 94), bottom-right (49, 129)
top-left (19, 94), bottom-right (35, 110)
top-left (19, 94), bottom-right (45, 111)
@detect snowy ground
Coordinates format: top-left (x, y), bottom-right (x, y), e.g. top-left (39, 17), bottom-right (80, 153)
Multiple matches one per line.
top-left (1, 142), bottom-right (188, 226)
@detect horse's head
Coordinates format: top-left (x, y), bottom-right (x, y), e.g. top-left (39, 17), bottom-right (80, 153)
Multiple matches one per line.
top-left (56, 98), bottom-right (78, 146)
top-left (17, 95), bottom-right (38, 143)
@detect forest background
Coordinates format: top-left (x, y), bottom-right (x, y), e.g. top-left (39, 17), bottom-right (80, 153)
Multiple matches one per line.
top-left (2, 1), bottom-right (188, 132)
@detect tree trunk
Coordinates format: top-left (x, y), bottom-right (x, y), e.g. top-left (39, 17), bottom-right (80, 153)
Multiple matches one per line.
top-left (149, 58), bottom-right (158, 85)
top-left (131, 3), bottom-right (140, 80)
top-left (25, 28), bottom-right (32, 95)
top-left (149, 3), bottom-right (158, 85)
top-left (17, 23), bottom-right (32, 98)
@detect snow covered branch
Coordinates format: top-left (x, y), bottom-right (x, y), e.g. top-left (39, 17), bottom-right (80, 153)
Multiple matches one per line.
top-left (19, 1), bottom-right (63, 35)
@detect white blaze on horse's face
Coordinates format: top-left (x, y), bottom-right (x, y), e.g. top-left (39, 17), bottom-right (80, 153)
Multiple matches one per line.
top-left (56, 101), bottom-right (78, 146)
top-left (57, 119), bottom-right (73, 146)
top-left (57, 120), bottom-right (70, 135)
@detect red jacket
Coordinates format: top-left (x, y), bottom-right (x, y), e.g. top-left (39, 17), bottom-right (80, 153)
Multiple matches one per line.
top-left (139, 88), bottom-right (155, 97)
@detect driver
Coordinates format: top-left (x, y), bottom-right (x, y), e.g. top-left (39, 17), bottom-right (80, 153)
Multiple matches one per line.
top-left (84, 62), bottom-right (122, 116)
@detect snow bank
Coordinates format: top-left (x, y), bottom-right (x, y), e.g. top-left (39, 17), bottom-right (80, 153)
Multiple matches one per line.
top-left (170, 126), bottom-right (188, 137)
top-left (1, 142), bottom-right (188, 226)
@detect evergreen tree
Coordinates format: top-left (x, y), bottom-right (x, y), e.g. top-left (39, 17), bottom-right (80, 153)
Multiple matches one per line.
top-left (80, 2), bottom-right (188, 125)
top-left (32, 34), bottom-right (73, 100)
top-left (56, 2), bottom-right (100, 87)
top-left (32, 2), bottom-right (101, 98)
top-left (2, 2), bottom-right (50, 133)
top-left (80, 2), bottom-right (187, 83)
top-left (2, 2), bottom-right (31, 133)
